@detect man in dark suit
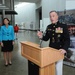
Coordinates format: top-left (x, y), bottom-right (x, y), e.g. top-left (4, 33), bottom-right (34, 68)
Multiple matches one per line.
top-left (37, 11), bottom-right (70, 75)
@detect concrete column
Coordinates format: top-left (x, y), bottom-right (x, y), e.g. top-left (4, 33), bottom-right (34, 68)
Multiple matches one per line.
top-left (2, 0), bottom-right (5, 19)
top-left (10, 0), bottom-right (15, 26)
top-left (10, 0), bottom-right (14, 10)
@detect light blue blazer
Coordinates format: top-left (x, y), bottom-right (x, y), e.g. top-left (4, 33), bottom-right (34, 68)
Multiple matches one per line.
top-left (0, 27), bottom-right (1, 42)
top-left (0, 25), bottom-right (15, 41)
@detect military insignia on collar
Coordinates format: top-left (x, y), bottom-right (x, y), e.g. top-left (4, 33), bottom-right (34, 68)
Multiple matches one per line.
top-left (55, 27), bottom-right (63, 33)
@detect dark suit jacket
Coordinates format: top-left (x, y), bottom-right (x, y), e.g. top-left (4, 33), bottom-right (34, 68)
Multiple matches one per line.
top-left (42, 21), bottom-right (70, 51)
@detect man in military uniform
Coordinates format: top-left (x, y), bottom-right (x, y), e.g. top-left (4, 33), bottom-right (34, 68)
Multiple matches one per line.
top-left (37, 11), bottom-right (70, 75)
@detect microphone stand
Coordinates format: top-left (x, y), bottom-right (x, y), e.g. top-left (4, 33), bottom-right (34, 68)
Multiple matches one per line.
top-left (39, 39), bottom-right (43, 48)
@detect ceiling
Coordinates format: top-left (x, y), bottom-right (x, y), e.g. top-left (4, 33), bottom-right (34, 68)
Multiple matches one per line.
top-left (14, 0), bottom-right (40, 5)
top-left (0, 0), bottom-right (40, 6)
top-left (0, 0), bottom-right (40, 15)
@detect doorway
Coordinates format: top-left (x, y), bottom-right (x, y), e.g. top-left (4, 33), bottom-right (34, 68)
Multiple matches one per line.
top-left (36, 7), bottom-right (42, 30)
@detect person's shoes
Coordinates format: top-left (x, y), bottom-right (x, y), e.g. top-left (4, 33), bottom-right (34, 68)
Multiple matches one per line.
top-left (5, 63), bottom-right (8, 67)
top-left (8, 62), bottom-right (12, 65)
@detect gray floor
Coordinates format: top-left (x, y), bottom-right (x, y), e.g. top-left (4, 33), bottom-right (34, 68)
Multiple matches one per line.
top-left (0, 30), bottom-right (75, 75)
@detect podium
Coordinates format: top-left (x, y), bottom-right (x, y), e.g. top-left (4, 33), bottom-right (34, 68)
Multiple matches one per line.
top-left (21, 41), bottom-right (64, 75)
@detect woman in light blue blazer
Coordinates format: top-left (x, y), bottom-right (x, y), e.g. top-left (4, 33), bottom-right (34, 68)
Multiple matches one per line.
top-left (1, 18), bottom-right (15, 66)
top-left (0, 23), bottom-right (2, 42)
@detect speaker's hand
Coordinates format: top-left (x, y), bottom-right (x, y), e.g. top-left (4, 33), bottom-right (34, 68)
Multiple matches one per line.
top-left (59, 49), bottom-right (66, 54)
top-left (1, 42), bottom-right (4, 47)
top-left (37, 31), bottom-right (43, 39)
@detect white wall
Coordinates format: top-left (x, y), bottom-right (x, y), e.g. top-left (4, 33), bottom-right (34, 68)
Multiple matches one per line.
top-left (41, 0), bottom-right (66, 32)
top-left (66, 0), bottom-right (75, 10)
top-left (15, 0), bottom-right (66, 30)
top-left (42, 0), bottom-right (66, 18)
top-left (42, 18), bottom-right (50, 32)
top-left (15, 3), bottom-right (36, 30)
